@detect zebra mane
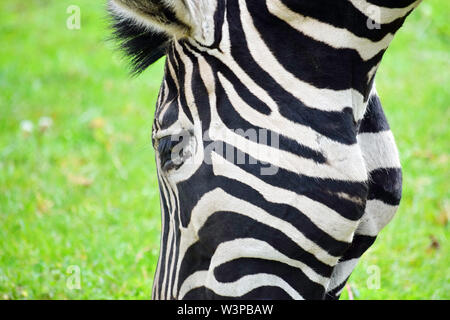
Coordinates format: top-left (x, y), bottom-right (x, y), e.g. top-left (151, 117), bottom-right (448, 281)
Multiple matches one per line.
top-left (109, 8), bottom-right (170, 75)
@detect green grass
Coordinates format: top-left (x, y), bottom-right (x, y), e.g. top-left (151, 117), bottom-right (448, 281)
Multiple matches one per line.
top-left (0, 0), bottom-right (448, 300)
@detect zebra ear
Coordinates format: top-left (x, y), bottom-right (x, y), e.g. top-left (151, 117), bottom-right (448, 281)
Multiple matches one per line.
top-left (108, 0), bottom-right (218, 73)
top-left (109, 0), bottom-right (217, 42)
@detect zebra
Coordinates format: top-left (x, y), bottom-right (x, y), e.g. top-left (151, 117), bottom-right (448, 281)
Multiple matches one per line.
top-left (108, 0), bottom-right (422, 300)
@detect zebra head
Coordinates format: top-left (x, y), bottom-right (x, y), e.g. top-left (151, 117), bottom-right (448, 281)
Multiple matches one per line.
top-left (109, 0), bottom-right (420, 300)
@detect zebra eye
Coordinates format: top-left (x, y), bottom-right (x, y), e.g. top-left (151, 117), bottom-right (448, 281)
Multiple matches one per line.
top-left (157, 131), bottom-right (193, 172)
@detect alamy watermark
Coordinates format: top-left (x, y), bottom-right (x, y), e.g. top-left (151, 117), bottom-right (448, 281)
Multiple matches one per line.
top-left (366, 265), bottom-right (381, 290)
top-left (366, 5), bottom-right (381, 30)
top-left (165, 127), bottom-right (280, 176)
top-left (66, 265), bottom-right (81, 290)
top-left (66, 5), bottom-right (81, 30)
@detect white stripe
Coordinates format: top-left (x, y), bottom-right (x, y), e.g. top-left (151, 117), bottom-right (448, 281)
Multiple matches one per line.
top-left (356, 199), bottom-right (399, 237)
top-left (178, 271), bottom-right (208, 299)
top-left (349, 0), bottom-right (422, 24)
top-left (211, 239), bottom-right (330, 286)
top-left (357, 131), bottom-right (401, 172)
top-left (184, 0), bottom-right (217, 45)
top-left (268, 0), bottom-right (394, 61)
top-left (180, 271), bottom-right (304, 299)
top-left (209, 118), bottom-right (367, 181)
top-left (327, 258), bottom-right (359, 292)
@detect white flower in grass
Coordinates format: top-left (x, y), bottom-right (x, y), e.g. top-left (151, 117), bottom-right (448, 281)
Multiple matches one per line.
top-left (20, 120), bottom-right (34, 135)
top-left (38, 116), bottom-right (53, 132)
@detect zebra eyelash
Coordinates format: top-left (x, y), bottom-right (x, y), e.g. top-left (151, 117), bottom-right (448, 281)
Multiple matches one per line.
top-left (109, 12), bottom-right (170, 75)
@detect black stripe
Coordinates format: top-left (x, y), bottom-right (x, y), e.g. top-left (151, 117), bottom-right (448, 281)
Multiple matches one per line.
top-left (368, 168), bottom-right (402, 205)
top-left (281, 0), bottom-right (412, 41)
top-left (183, 286), bottom-right (294, 300)
top-left (168, 45), bottom-right (194, 123)
top-left (341, 234), bottom-right (377, 260)
top-left (325, 276), bottom-right (349, 300)
top-left (214, 258), bottom-right (326, 300)
top-left (178, 42), bottom-right (212, 133)
top-left (365, 0), bottom-right (418, 9)
top-left (213, 59), bottom-right (272, 116)
top-left (358, 94), bottom-right (391, 133)
top-left (244, 0), bottom-right (386, 95)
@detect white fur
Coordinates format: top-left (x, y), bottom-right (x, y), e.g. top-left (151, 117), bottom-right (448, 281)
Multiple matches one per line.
top-left (349, 0), bottom-right (422, 24)
top-left (109, 0), bottom-right (217, 43)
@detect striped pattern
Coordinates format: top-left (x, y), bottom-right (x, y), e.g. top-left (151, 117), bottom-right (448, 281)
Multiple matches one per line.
top-left (108, 0), bottom-right (420, 300)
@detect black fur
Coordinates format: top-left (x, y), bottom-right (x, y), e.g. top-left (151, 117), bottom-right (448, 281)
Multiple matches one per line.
top-left (109, 10), bottom-right (169, 74)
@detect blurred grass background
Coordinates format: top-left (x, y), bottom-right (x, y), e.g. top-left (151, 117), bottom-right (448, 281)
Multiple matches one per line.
top-left (0, 0), bottom-right (448, 299)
